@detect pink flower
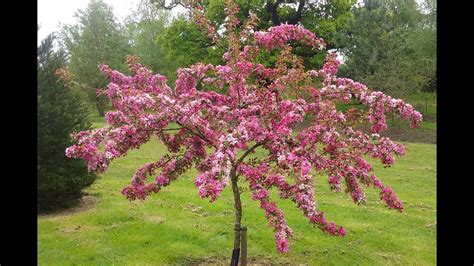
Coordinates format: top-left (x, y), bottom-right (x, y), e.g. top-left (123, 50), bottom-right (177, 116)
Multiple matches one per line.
top-left (339, 227), bottom-right (346, 236)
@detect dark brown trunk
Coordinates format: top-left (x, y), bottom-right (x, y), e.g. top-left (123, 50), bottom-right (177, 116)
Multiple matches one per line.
top-left (230, 165), bottom-right (242, 266)
top-left (229, 142), bottom-right (264, 266)
top-left (96, 102), bottom-right (105, 117)
top-left (240, 226), bottom-right (247, 266)
top-left (425, 97), bottom-right (428, 115)
top-left (266, 0), bottom-right (281, 26)
top-left (288, 0), bottom-right (305, 25)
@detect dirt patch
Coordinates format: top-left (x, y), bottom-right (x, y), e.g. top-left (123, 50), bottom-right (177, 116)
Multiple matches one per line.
top-left (295, 119), bottom-right (436, 144)
top-left (376, 251), bottom-right (402, 263)
top-left (59, 224), bottom-right (101, 234)
top-left (352, 123), bottom-right (436, 144)
top-left (376, 126), bottom-right (436, 144)
top-left (181, 257), bottom-right (291, 266)
top-left (408, 202), bottom-right (434, 210)
top-left (183, 203), bottom-right (212, 217)
top-left (425, 222), bottom-right (436, 229)
top-left (60, 225), bottom-right (83, 234)
top-left (144, 215), bottom-right (165, 224)
top-left (38, 194), bottom-right (101, 219)
top-left (178, 254), bottom-right (303, 266)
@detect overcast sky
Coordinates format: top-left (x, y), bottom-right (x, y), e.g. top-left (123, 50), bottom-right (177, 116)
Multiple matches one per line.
top-left (38, 0), bottom-right (143, 45)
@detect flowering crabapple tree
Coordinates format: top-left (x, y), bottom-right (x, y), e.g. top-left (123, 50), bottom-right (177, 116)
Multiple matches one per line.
top-left (65, 0), bottom-right (422, 263)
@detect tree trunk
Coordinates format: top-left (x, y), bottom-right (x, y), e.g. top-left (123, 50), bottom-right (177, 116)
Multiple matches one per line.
top-left (240, 226), bottom-right (247, 266)
top-left (96, 102), bottom-right (105, 117)
top-left (228, 142), bottom-right (264, 266)
top-left (425, 97), bottom-right (428, 116)
top-left (230, 166), bottom-right (242, 266)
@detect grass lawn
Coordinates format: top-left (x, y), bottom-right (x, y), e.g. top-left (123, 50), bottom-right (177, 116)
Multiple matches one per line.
top-left (38, 120), bottom-right (436, 265)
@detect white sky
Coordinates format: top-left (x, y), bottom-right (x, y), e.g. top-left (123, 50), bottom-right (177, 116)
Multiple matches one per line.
top-left (38, 0), bottom-right (187, 46)
top-left (38, 0), bottom-right (145, 45)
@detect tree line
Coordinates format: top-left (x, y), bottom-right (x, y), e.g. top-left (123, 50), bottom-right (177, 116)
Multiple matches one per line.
top-left (56, 0), bottom-right (435, 116)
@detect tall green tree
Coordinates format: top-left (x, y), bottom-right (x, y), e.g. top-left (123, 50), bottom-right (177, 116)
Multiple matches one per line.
top-left (125, 0), bottom-right (175, 76)
top-left (157, 15), bottom-right (222, 83)
top-left (154, 0), bottom-right (356, 71)
top-left (405, 0), bottom-right (436, 92)
top-left (337, 0), bottom-right (418, 79)
top-left (336, 0), bottom-right (436, 97)
top-left (60, 0), bottom-right (130, 116)
top-left (38, 34), bottom-right (97, 212)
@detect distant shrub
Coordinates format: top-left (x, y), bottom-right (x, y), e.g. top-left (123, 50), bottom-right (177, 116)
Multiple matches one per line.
top-left (422, 72), bottom-right (437, 92)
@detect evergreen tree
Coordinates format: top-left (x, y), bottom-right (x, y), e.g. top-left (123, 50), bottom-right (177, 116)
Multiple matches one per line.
top-left (60, 0), bottom-right (130, 116)
top-left (38, 34), bottom-right (97, 212)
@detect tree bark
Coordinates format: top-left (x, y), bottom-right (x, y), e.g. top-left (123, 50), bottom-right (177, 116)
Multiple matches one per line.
top-left (288, 0), bottom-right (305, 25)
top-left (96, 102), bottom-right (105, 117)
top-left (240, 226), bottom-right (247, 266)
top-left (266, 0), bottom-right (282, 26)
top-left (229, 142), bottom-right (264, 266)
top-left (230, 165), bottom-right (242, 266)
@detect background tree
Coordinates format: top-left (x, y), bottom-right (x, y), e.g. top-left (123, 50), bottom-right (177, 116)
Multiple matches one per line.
top-left (336, 0), bottom-right (436, 99)
top-left (125, 0), bottom-right (175, 77)
top-left (404, 0), bottom-right (436, 93)
top-left (154, 0), bottom-right (356, 72)
top-left (38, 34), bottom-right (97, 212)
top-left (157, 15), bottom-right (223, 83)
top-left (60, 0), bottom-right (131, 116)
top-left (154, 0), bottom-right (354, 33)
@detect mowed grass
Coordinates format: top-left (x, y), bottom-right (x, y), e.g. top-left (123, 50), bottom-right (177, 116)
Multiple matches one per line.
top-left (38, 120), bottom-right (436, 265)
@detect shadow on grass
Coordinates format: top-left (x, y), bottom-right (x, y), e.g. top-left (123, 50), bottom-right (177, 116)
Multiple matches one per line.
top-left (38, 193), bottom-right (101, 219)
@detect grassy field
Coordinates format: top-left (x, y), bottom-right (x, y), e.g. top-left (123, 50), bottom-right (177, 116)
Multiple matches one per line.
top-left (38, 119), bottom-right (436, 265)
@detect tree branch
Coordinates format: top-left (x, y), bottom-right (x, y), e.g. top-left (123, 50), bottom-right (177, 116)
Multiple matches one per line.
top-left (288, 0), bottom-right (306, 25)
top-left (152, 0), bottom-right (183, 10)
top-left (266, 0), bottom-right (282, 26)
top-left (176, 121), bottom-right (217, 148)
top-left (235, 141), bottom-right (265, 167)
top-left (162, 127), bottom-right (182, 131)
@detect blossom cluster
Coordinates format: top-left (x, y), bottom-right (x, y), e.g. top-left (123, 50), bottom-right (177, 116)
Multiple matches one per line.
top-left (255, 23), bottom-right (326, 51)
top-left (65, 3), bottom-right (422, 253)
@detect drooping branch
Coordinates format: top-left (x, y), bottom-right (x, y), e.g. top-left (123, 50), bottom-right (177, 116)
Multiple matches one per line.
top-left (176, 121), bottom-right (217, 148)
top-left (151, 0), bottom-right (184, 10)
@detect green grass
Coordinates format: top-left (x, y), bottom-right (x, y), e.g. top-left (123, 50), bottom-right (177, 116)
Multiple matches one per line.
top-left (38, 120), bottom-right (436, 265)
